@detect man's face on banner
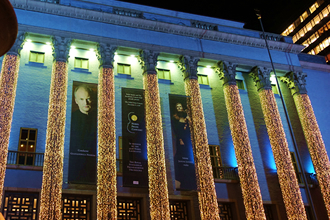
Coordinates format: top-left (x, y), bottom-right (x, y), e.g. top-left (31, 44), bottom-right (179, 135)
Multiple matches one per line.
top-left (75, 87), bottom-right (92, 115)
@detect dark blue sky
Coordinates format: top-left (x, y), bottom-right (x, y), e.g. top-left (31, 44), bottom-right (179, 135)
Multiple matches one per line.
top-left (120, 0), bottom-right (315, 34)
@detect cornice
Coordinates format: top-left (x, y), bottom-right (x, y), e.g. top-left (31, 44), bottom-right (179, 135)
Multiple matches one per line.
top-left (299, 61), bottom-right (330, 73)
top-left (11, 0), bottom-right (304, 54)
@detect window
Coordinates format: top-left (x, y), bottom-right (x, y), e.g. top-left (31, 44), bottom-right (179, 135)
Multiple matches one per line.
top-left (309, 2), bottom-right (319, 14)
top-left (18, 128), bottom-right (37, 166)
top-left (3, 191), bottom-right (39, 220)
top-left (198, 74), bottom-right (209, 85)
top-left (29, 51), bottom-right (45, 63)
top-left (271, 84), bottom-right (279, 95)
top-left (74, 57), bottom-right (89, 69)
top-left (264, 204), bottom-right (275, 220)
top-left (170, 200), bottom-right (189, 220)
top-left (157, 69), bottom-right (171, 80)
top-left (117, 63), bottom-right (131, 75)
top-left (218, 202), bottom-right (233, 220)
top-left (209, 145), bottom-right (223, 179)
top-left (290, 152), bottom-right (302, 183)
top-left (236, 79), bottom-right (245, 90)
top-left (117, 197), bottom-right (141, 220)
top-left (62, 194), bottom-right (92, 220)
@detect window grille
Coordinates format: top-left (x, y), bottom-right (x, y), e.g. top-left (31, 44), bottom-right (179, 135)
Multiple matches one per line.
top-left (169, 200), bottom-right (189, 220)
top-left (264, 204), bottom-right (274, 220)
top-left (117, 198), bottom-right (141, 220)
top-left (62, 194), bottom-right (92, 220)
top-left (218, 202), bottom-right (233, 220)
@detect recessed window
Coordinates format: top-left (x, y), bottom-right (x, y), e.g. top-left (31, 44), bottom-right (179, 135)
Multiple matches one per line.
top-left (236, 79), bottom-right (245, 90)
top-left (157, 68), bottom-right (171, 80)
top-left (170, 200), bottom-right (189, 220)
top-left (117, 63), bottom-right (131, 75)
top-left (18, 128), bottom-right (37, 166)
top-left (3, 191), bottom-right (39, 219)
top-left (218, 202), bottom-right (234, 220)
top-left (198, 74), bottom-right (209, 85)
top-left (29, 51), bottom-right (45, 63)
top-left (209, 145), bottom-right (222, 179)
top-left (271, 84), bottom-right (279, 95)
top-left (117, 197), bottom-right (142, 219)
top-left (62, 194), bottom-right (92, 220)
top-left (290, 152), bottom-right (302, 184)
top-left (74, 57), bottom-right (89, 69)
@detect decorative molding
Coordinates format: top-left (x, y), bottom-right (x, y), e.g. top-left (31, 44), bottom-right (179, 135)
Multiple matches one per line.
top-left (97, 43), bottom-right (117, 68)
top-left (7, 31), bottom-right (26, 56)
top-left (216, 61), bottom-right (237, 86)
top-left (178, 56), bottom-right (199, 80)
top-left (138, 50), bottom-right (159, 74)
top-left (10, 0), bottom-right (304, 54)
top-left (52, 36), bottom-right (71, 62)
top-left (249, 66), bottom-right (272, 91)
top-left (113, 7), bottom-right (143, 18)
top-left (191, 20), bottom-right (218, 31)
top-left (281, 72), bottom-right (307, 95)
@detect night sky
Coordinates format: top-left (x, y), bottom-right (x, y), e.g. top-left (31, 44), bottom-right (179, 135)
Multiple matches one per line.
top-left (119, 0), bottom-right (316, 34)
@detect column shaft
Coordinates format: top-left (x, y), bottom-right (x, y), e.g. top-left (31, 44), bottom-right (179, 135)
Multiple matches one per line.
top-left (223, 84), bottom-right (266, 220)
top-left (144, 73), bottom-right (170, 219)
top-left (97, 67), bottom-right (117, 219)
top-left (0, 54), bottom-right (20, 207)
top-left (259, 89), bottom-right (307, 219)
top-left (293, 93), bottom-right (330, 217)
top-left (185, 78), bottom-right (220, 220)
top-left (39, 61), bottom-right (68, 220)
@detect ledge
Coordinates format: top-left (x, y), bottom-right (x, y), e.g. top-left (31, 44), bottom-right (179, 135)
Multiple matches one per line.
top-left (115, 73), bottom-right (134, 79)
top-left (214, 178), bottom-right (239, 184)
top-left (25, 62), bottom-right (47, 68)
top-left (158, 79), bottom-right (173, 84)
top-left (71, 68), bottom-right (92, 74)
top-left (6, 164), bottom-right (43, 171)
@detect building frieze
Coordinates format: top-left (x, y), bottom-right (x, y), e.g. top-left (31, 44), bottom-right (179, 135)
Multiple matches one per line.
top-left (10, 0), bottom-right (304, 54)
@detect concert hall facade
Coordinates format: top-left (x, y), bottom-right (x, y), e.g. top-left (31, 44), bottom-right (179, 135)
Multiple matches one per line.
top-left (1, 0), bottom-right (330, 219)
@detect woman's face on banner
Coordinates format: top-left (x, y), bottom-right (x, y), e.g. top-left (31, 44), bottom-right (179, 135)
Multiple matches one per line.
top-left (176, 103), bottom-right (184, 112)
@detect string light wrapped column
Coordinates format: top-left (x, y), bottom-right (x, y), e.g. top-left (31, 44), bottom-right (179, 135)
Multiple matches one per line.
top-left (0, 32), bottom-right (25, 207)
top-left (96, 44), bottom-right (118, 220)
top-left (39, 36), bottom-right (71, 220)
top-left (250, 67), bottom-right (307, 220)
top-left (138, 50), bottom-right (170, 219)
top-left (282, 72), bottom-right (330, 218)
top-left (179, 56), bottom-right (220, 220)
top-left (217, 61), bottom-right (266, 220)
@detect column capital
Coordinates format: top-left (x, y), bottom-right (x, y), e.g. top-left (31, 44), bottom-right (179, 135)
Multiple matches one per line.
top-left (52, 36), bottom-right (71, 62)
top-left (7, 31), bottom-right (26, 56)
top-left (97, 43), bottom-right (117, 68)
top-left (216, 61), bottom-right (237, 85)
top-left (280, 71), bottom-right (307, 95)
top-left (249, 66), bottom-right (272, 91)
top-left (138, 50), bottom-right (159, 74)
top-left (178, 55), bottom-right (199, 80)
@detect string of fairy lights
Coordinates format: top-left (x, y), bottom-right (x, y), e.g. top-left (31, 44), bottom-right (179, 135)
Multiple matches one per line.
top-left (0, 54), bottom-right (20, 208)
top-left (143, 73), bottom-right (170, 219)
top-left (293, 93), bottom-right (330, 218)
top-left (258, 89), bottom-right (307, 219)
top-left (97, 67), bottom-right (117, 219)
top-left (39, 61), bottom-right (68, 219)
top-left (223, 84), bottom-right (266, 220)
top-left (185, 79), bottom-right (220, 220)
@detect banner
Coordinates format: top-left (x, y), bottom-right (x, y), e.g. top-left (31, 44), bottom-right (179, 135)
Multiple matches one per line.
top-left (68, 81), bottom-right (97, 184)
top-left (169, 94), bottom-right (197, 190)
top-left (122, 88), bottom-right (148, 187)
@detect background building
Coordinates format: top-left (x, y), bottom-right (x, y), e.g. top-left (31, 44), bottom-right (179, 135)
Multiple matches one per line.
top-left (1, 0), bottom-right (330, 219)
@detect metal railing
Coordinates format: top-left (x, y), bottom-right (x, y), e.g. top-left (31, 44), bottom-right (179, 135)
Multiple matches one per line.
top-left (7, 151), bottom-right (44, 167)
top-left (213, 166), bottom-right (239, 180)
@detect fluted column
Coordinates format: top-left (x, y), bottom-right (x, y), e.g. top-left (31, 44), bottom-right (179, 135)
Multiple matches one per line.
top-left (217, 61), bottom-right (266, 220)
top-left (250, 67), bottom-right (307, 220)
top-left (179, 56), bottom-right (220, 220)
top-left (39, 36), bottom-right (71, 220)
top-left (282, 72), bottom-right (330, 218)
top-left (139, 50), bottom-right (170, 220)
top-left (96, 44), bottom-right (117, 220)
top-left (0, 32), bottom-right (25, 208)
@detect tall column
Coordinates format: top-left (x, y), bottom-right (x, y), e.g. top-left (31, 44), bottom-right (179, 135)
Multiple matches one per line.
top-left (179, 56), bottom-right (220, 220)
top-left (217, 61), bottom-right (266, 220)
top-left (39, 36), bottom-right (71, 220)
top-left (0, 31), bottom-right (25, 207)
top-left (139, 50), bottom-right (170, 220)
top-left (96, 44), bottom-right (117, 220)
top-left (282, 72), bottom-right (330, 218)
top-left (250, 67), bottom-right (307, 220)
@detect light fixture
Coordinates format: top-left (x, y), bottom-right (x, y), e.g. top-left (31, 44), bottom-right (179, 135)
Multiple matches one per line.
top-left (46, 42), bottom-right (51, 45)
top-left (70, 46), bottom-right (76, 49)
top-left (170, 60), bottom-right (174, 63)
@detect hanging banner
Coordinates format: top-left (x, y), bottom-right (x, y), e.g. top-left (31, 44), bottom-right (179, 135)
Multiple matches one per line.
top-left (68, 81), bottom-right (97, 184)
top-left (122, 88), bottom-right (148, 187)
top-left (169, 94), bottom-right (197, 190)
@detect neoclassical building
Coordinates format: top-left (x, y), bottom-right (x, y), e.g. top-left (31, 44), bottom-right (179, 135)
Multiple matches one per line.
top-left (1, 0), bottom-right (330, 219)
